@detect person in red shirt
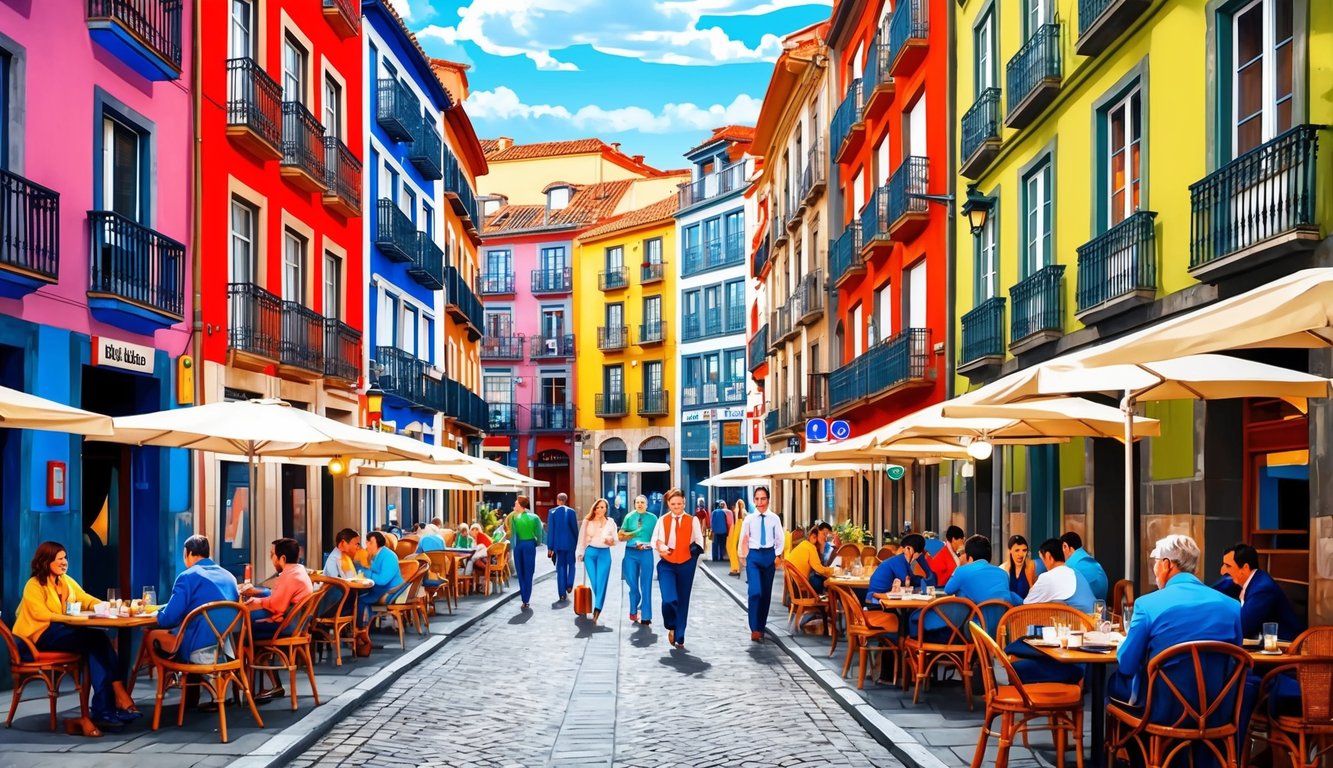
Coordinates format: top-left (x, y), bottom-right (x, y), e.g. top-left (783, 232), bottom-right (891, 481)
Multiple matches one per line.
top-left (471, 523), bottom-right (493, 548)
top-left (929, 526), bottom-right (967, 588)
top-left (242, 537), bottom-right (313, 701)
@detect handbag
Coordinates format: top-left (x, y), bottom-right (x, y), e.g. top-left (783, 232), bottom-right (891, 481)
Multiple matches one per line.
top-left (689, 542), bottom-right (705, 559)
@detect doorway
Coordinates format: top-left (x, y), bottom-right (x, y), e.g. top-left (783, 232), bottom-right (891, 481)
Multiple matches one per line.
top-left (533, 449), bottom-right (569, 522)
top-left (219, 461), bottom-right (251, 580)
top-left (280, 464), bottom-right (308, 562)
top-left (1244, 398), bottom-right (1309, 615)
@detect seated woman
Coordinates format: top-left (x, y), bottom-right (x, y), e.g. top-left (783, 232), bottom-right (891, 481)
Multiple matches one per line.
top-left (14, 541), bottom-right (140, 733)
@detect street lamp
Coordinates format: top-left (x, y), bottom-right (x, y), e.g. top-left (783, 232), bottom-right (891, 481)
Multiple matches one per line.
top-left (365, 385), bottom-right (385, 430)
top-left (906, 183), bottom-right (996, 237)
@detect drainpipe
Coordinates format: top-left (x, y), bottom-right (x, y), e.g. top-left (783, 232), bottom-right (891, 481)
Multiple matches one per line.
top-left (191, 0), bottom-right (206, 539)
top-left (943, 0), bottom-right (957, 402)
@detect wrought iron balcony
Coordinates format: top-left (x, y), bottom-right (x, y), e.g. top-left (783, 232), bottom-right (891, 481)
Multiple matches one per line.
top-left (409, 231), bottom-right (444, 291)
top-left (86, 0), bottom-right (182, 80)
top-left (1076, 210), bottom-right (1157, 321)
top-left (280, 301), bottom-right (325, 373)
top-left (888, 0), bottom-right (929, 76)
top-left (409, 117), bottom-right (443, 180)
top-left (1189, 124), bottom-right (1323, 278)
top-left (681, 380), bottom-right (746, 408)
top-left (770, 202), bottom-right (789, 248)
top-left (683, 244), bottom-right (704, 275)
top-left (764, 408), bottom-right (780, 436)
top-left (322, 0), bottom-right (360, 38)
top-left (598, 267), bottom-right (629, 291)
top-left (227, 282), bottom-right (281, 360)
top-left (375, 199), bottom-right (415, 262)
top-left (725, 305), bottom-right (744, 334)
top-left (638, 320), bottom-right (666, 346)
top-left (0, 168), bottom-right (59, 287)
top-left (323, 319), bottom-right (360, 382)
top-left (1005, 24), bottom-right (1062, 130)
top-left (638, 389), bottom-right (669, 417)
top-left (798, 270), bottom-right (824, 325)
top-left (887, 156), bottom-right (930, 240)
top-left (861, 184), bottom-right (891, 253)
top-left (781, 396), bottom-right (805, 430)
top-left (442, 378), bottom-right (488, 433)
top-left (802, 146), bottom-right (827, 204)
top-left (960, 88), bottom-right (1002, 179)
top-left (830, 223), bottom-right (864, 288)
top-left (445, 265), bottom-right (483, 336)
top-left (749, 325), bottom-right (769, 371)
top-left (442, 146), bottom-right (480, 230)
top-left (532, 403), bottom-right (575, 431)
top-left (862, 27), bottom-right (894, 124)
top-left (88, 210), bottom-right (185, 322)
top-left (487, 402), bottom-right (518, 433)
top-left (477, 272), bottom-right (514, 295)
top-left (322, 137), bottom-right (361, 217)
top-left (374, 345), bottom-right (430, 409)
top-left (531, 334), bottom-right (575, 359)
top-left (1009, 264), bottom-right (1066, 350)
top-left (280, 101), bottom-right (328, 192)
top-left (682, 312), bottom-right (703, 342)
top-left (787, 186), bottom-right (805, 227)
top-left (596, 392), bottom-right (628, 418)
top-left (640, 262), bottom-right (664, 284)
top-left (828, 328), bottom-right (931, 412)
top-left (959, 296), bottom-right (1006, 373)
top-left (1077, 0), bottom-right (1151, 57)
top-left (724, 232), bottom-right (745, 266)
top-left (752, 237), bottom-right (769, 280)
top-left (677, 161), bottom-right (749, 209)
top-left (704, 308), bottom-right (722, 337)
top-left (831, 79), bottom-right (865, 163)
top-left (597, 325), bottom-right (629, 351)
top-left (531, 267), bottom-right (572, 294)
top-left (769, 303), bottom-right (791, 349)
top-left (480, 334), bottom-right (525, 360)
top-left (376, 78), bottom-right (418, 143)
top-left (225, 58), bottom-right (282, 159)
top-left (805, 373), bottom-right (828, 418)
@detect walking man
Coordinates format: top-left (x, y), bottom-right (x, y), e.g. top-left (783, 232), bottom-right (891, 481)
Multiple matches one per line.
top-left (709, 500), bottom-right (731, 561)
top-left (619, 494), bottom-right (657, 625)
top-left (652, 487), bottom-right (703, 649)
top-left (738, 486), bottom-right (784, 642)
top-left (547, 492), bottom-right (579, 602)
top-left (508, 496), bottom-right (544, 610)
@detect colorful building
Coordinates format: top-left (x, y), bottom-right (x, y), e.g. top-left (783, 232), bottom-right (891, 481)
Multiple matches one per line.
top-left (674, 127), bottom-right (757, 507)
top-left (572, 196), bottom-right (679, 517)
top-left (0, 0), bottom-right (194, 607)
top-left (197, 0), bottom-right (362, 578)
top-left (952, 0), bottom-right (1333, 614)
top-left (477, 138), bottom-right (683, 207)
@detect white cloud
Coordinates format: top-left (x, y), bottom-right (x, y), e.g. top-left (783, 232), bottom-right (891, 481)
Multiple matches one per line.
top-left (465, 86), bottom-right (761, 134)
top-left (388, 0), bottom-right (413, 19)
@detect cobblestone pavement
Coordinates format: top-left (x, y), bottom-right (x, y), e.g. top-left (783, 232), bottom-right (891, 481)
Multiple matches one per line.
top-left (292, 550), bottom-right (905, 768)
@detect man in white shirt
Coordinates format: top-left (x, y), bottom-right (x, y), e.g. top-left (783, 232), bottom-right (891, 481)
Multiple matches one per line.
top-left (1024, 537), bottom-right (1096, 613)
top-left (738, 486), bottom-right (785, 642)
top-left (650, 487), bottom-right (705, 649)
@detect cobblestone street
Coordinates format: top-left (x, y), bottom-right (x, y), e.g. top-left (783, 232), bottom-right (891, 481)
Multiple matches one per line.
top-left (293, 551), bottom-right (905, 768)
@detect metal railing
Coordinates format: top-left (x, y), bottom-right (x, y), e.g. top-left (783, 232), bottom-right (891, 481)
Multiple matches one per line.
top-left (802, 146), bottom-right (826, 201)
top-left (409, 117), bottom-right (443, 179)
top-left (889, 0), bottom-right (929, 66)
top-left (888, 156), bottom-right (929, 229)
top-left (532, 403), bottom-right (574, 431)
top-left (280, 300), bottom-right (324, 372)
top-left (638, 320), bottom-right (666, 345)
top-left (682, 380), bottom-right (747, 407)
top-left (409, 231), bottom-right (444, 290)
top-left (281, 101), bottom-right (327, 184)
top-left (323, 137), bottom-right (361, 214)
top-left (323, 319), bottom-right (360, 381)
top-left (442, 379), bottom-right (488, 432)
top-left (88, 210), bottom-right (185, 318)
top-left (442, 146), bottom-right (480, 225)
top-left (480, 335), bottom-right (525, 360)
top-left (960, 296), bottom-right (1006, 366)
top-left (781, 396), bottom-right (805, 430)
top-left (638, 389), bottom-right (669, 416)
top-left (769, 303), bottom-right (791, 346)
top-left (764, 409), bottom-right (779, 435)
top-left (1078, 0), bottom-right (1119, 39)
top-left (376, 78), bottom-right (418, 142)
top-left (597, 325), bottom-right (629, 351)
top-left (677, 161), bottom-right (749, 208)
top-left (374, 346), bottom-right (429, 408)
top-left (227, 282), bottom-right (281, 359)
top-left (0, 168), bottom-right (59, 281)
top-left (831, 79), bottom-right (864, 156)
top-left (530, 267), bottom-right (572, 294)
top-left (683, 244), bottom-right (704, 274)
top-left (861, 185), bottom-right (890, 245)
top-left (723, 231), bottom-right (745, 266)
top-left (477, 272), bottom-right (514, 294)
top-left (226, 58), bottom-right (282, 151)
top-left (530, 334), bottom-right (575, 358)
top-left (1009, 264), bottom-right (1066, 343)
top-left (828, 328), bottom-right (930, 410)
top-left (487, 402), bottom-right (518, 433)
top-left (799, 270), bottom-right (825, 320)
top-left (682, 312), bottom-right (703, 341)
top-left (862, 27), bottom-right (890, 96)
top-left (595, 393), bottom-right (628, 417)
top-left (445, 265), bottom-right (483, 330)
top-left (726, 304), bottom-right (745, 333)
top-left (961, 88), bottom-right (1002, 165)
top-left (1006, 24), bottom-right (1062, 111)
top-left (1189, 124), bottom-right (1322, 269)
top-left (830, 223), bottom-right (863, 284)
top-left (87, 0), bottom-right (182, 72)
top-left (749, 325), bottom-right (768, 369)
top-left (641, 262), bottom-right (664, 283)
top-left (1076, 211), bottom-right (1157, 313)
top-left (598, 267), bottom-right (628, 291)
top-left (375, 199), bottom-right (415, 262)
top-left (704, 307), bottom-right (722, 337)
top-left (806, 373), bottom-right (828, 417)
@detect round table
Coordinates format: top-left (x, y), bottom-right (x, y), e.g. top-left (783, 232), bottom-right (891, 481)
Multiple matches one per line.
top-left (49, 612), bottom-right (159, 735)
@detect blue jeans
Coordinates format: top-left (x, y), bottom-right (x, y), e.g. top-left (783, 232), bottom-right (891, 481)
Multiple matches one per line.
top-left (551, 548), bottom-right (576, 598)
top-left (32, 623), bottom-right (120, 715)
top-left (746, 548), bottom-right (777, 633)
top-left (357, 582), bottom-right (399, 627)
top-left (623, 546), bottom-right (654, 621)
top-left (657, 558), bottom-right (697, 643)
top-left (514, 538), bottom-right (537, 604)
top-left (584, 546), bottom-right (611, 611)
top-left (711, 533), bottom-right (727, 561)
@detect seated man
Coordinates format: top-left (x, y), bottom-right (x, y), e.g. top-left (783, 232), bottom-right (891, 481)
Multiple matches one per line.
top-left (416, 527), bottom-right (446, 554)
top-left (1061, 531), bottom-right (1109, 603)
top-left (323, 528), bottom-right (361, 579)
top-left (785, 522), bottom-right (834, 594)
top-left (1212, 542), bottom-right (1305, 641)
top-left (355, 531), bottom-right (404, 628)
top-left (243, 537), bottom-right (313, 641)
top-left (867, 533), bottom-right (937, 605)
top-left (1025, 537), bottom-right (1096, 614)
top-left (149, 535), bottom-right (240, 711)
top-left (929, 526), bottom-right (967, 589)
top-left (908, 534), bottom-right (1015, 643)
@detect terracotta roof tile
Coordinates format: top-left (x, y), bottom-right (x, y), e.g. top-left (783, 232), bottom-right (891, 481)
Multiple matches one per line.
top-left (483, 138), bottom-right (608, 162)
top-left (579, 195), bottom-right (679, 241)
top-left (479, 139), bottom-right (500, 155)
top-left (482, 180), bottom-right (637, 234)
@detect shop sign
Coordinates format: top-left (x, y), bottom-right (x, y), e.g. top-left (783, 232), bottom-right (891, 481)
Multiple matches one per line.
top-left (92, 335), bottom-right (155, 375)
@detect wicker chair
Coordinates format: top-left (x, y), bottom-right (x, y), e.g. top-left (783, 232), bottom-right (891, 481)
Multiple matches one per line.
top-left (0, 619), bottom-right (85, 731)
top-left (475, 542), bottom-right (510, 595)
top-left (995, 604), bottom-right (1095, 648)
top-left (370, 560), bottom-right (428, 650)
top-left (250, 590), bottom-right (322, 711)
top-left (901, 596), bottom-right (981, 708)
top-left (1105, 641), bottom-right (1252, 768)
top-left (411, 555), bottom-right (434, 630)
top-left (971, 622), bottom-right (1084, 768)
top-left (829, 583), bottom-right (898, 689)
top-left (1248, 626), bottom-right (1333, 768)
top-left (784, 566), bottom-right (829, 637)
top-left (423, 551), bottom-right (454, 616)
top-left (309, 576), bottom-right (354, 666)
top-left (1110, 579), bottom-right (1135, 621)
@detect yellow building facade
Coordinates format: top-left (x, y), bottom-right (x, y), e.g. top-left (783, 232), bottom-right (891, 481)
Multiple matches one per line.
top-left (476, 138), bottom-right (685, 207)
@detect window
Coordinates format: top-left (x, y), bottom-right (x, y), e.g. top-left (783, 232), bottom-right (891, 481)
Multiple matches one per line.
top-left (605, 245), bottom-right (624, 271)
top-left (230, 0), bottom-right (254, 60)
top-left (229, 197), bottom-right (256, 285)
top-left (905, 259), bottom-right (927, 329)
top-left (724, 349), bottom-right (746, 386)
top-left (604, 364), bottom-right (624, 395)
top-left (281, 229), bottom-right (306, 303)
top-left (323, 75), bottom-right (341, 138)
top-left (703, 285), bottom-right (721, 335)
top-left (282, 34), bottom-right (307, 104)
top-left (540, 308), bottom-right (565, 339)
top-left (484, 310), bottom-right (512, 337)
top-left (850, 302), bottom-right (863, 354)
top-left (605, 302), bottom-right (624, 330)
top-left (683, 224), bottom-right (700, 250)
top-left (422, 202), bottom-right (433, 237)
top-left (873, 282), bottom-right (892, 345)
top-left (323, 252), bottom-right (341, 319)
top-left (103, 115), bottom-right (142, 221)
top-left (486, 249), bottom-right (511, 274)
top-left (724, 210), bottom-right (744, 252)
top-left (541, 375), bottom-right (568, 407)
top-left (540, 246), bottom-right (566, 272)
top-left (1024, 0), bottom-right (1052, 36)
top-left (875, 135), bottom-right (889, 187)
top-left (1022, 158), bottom-right (1053, 275)
top-left (906, 94), bottom-right (928, 157)
top-left (852, 169), bottom-right (865, 218)
top-left (644, 360), bottom-right (663, 395)
top-left (402, 186), bottom-right (416, 220)
top-left (399, 303), bottom-right (416, 354)
top-left (643, 295), bottom-right (662, 329)
top-left (1104, 87), bottom-right (1142, 227)
top-left (975, 206), bottom-right (998, 302)
top-left (725, 279), bottom-right (745, 332)
top-left (381, 163), bottom-right (397, 204)
top-left (644, 237), bottom-right (662, 265)
top-left (547, 185), bottom-right (571, 210)
top-left (483, 372), bottom-right (513, 405)
top-left (975, 8), bottom-right (997, 93)
top-left (377, 291), bottom-right (396, 346)
top-left (704, 217), bottom-right (722, 252)
top-left (682, 289), bottom-right (700, 338)
top-left (1230, 0), bottom-right (1294, 155)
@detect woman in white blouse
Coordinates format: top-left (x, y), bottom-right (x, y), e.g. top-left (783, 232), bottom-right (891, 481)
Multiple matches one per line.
top-left (577, 497), bottom-right (619, 623)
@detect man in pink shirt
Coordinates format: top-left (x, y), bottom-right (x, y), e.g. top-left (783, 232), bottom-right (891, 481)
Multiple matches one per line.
top-left (242, 537), bottom-right (313, 642)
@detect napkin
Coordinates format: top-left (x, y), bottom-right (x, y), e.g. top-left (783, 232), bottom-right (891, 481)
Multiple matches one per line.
top-left (92, 602), bottom-right (112, 617)
top-left (1085, 631), bottom-right (1125, 645)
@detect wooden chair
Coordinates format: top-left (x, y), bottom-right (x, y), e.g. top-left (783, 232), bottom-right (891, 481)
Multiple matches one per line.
top-left (1247, 626), bottom-right (1333, 768)
top-left (970, 622), bottom-right (1084, 768)
top-left (1105, 641), bottom-right (1252, 768)
top-left (250, 590), bottom-right (321, 711)
top-left (901, 596), bottom-right (981, 708)
top-left (785, 566), bottom-right (830, 638)
top-left (0, 618), bottom-right (86, 732)
top-left (835, 542), bottom-right (862, 567)
top-left (973, 599), bottom-right (1012, 642)
top-left (423, 551), bottom-right (454, 616)
top-left (475, 542), bottom-right (509, 595)
top-left (995, 604), bottom-right (1095, 648)
top-left (860, 545), bottom-right (878, 565)
top-left (790, 528), bottom-right (805, 545)
top-left (1110, 579), bottom-right (1135, 621)
top-left (877, 545), bottom-right (898, 561)
top-left (309, 576), bottom-right (354, 666)
top-left (829, 583), bottom-right (898, 689)
top-left (410, 555), bottom-right (434, 630)
top-left (452, 550), bottom-right (479, 598)
top-left (370, 560), bottom-right (428, 650)
top-left (442, 529), bottom-right (456, 546)
top-left (393, 539), bottom-right (417, 558)
top-left (145, 600), bottom-right (264, 743)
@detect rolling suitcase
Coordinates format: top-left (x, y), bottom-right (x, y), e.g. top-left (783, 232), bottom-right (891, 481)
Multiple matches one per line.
top-left (572, 570), bottom-right (592, 616)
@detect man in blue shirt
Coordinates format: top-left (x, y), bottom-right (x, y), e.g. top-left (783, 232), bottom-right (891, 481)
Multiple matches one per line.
top-left (867, 533), bottom-right (936, 603)
top-left (909, 535), bottom-right (1016, 642)
top-left (151, 535), bottom-right (241, 664)
top-left (546, 493), bottom-right (579, 602)
top-left (1061, 531), bottom-right (1108, 603)
top-left (1212, 542), bottom-right (1305, 641)
top-left (710, 500), bottom-right (731, 561)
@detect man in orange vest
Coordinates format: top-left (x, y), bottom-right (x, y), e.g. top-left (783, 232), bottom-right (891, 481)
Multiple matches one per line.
top-left (651, 487), bottom-right (704, 649)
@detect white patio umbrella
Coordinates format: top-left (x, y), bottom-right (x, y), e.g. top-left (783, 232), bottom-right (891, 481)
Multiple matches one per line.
top-left (599, 461), bottom-right (671, 473)
top-left (360, 458), bottom-right (548, 488)
top-left (0, 385), bottom-right (114, 435)
top-left (700, 451), bottom-right (893, 487)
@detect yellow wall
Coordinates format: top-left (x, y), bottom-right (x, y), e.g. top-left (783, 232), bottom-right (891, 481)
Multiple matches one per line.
top-left (476, 154), bottom-right (646, 205)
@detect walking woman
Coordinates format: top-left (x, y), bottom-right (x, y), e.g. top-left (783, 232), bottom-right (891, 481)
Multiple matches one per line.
top-left (619, 494), bottom-right (657, 625)
top-left (726, 498), bottom-right (747, 576)
top-left (651, 487), bottom-right (703, 649)
top-left (576, 497), bottom-right (618, 623)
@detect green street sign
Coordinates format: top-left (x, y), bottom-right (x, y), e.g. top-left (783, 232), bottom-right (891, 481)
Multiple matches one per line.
top-left (886, 464), bottom-right (906, 481)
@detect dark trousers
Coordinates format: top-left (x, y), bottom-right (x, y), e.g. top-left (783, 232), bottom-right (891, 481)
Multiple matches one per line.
top-left (657, 558), bottom-right (697, 643)
top-left (809, 572), bottom-right (827, 594)
top-left (711, 533), bottom-right (727, 561)
top-left (552, 547), bottom-right (576, 598)
top-left (1004, 639), bottom-right (1085, 684)
top-left (34, 623), bottom-right (119, 715)
top-left (746, 548), bottom-right (777, 633)
top-left (357, 582), bottom-right (398, 627)
top-left (514, 538), bottom-right (537, 604)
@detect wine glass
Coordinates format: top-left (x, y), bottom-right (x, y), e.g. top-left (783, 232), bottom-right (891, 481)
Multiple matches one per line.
top-left (142, 586), bottom-right (157, 607)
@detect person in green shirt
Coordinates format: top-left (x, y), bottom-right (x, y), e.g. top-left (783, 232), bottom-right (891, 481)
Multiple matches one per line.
top-left (619, 494), bottom-right (658, 625)
top-left (507, 496), bottom-right (544, 610)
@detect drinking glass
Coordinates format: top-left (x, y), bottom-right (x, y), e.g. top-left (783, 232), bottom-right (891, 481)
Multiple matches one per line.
top-left (107, 588), bottom-right (118, 604)
top-left (1056, 622), bottom-right (1070, 649)
top-left (1263, 622), bottom-right (1280, 652)
top-left (926, 586), bottom-right (937, 598)
top-left (1092, 600), bottom-right (1106, 622)
top-left (142, 587), bottom-right (157, 607)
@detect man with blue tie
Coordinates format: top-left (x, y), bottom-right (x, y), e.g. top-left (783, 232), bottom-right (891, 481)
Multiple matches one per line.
top-left (547, 492), bottom-right (579, 602)
top-left (738, 487), bottom-right (784, 642)
top-left (1212, 542), bottom-right (1305, 641)
top-left (1061, 531), bottom-right (1109, 602)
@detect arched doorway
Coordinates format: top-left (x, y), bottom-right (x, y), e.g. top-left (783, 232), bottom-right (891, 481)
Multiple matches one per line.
top-left (599, 438), bottom-right (627, 523)
top-left (532, 449), bottom-right (569, 522)
top-left (639, 436), bottom-right (671, 515)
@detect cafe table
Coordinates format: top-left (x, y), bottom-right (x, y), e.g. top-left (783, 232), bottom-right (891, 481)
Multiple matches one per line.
top-left (50, 611), bottom-right (159, 734)
top-left (1023, 639), bottom-right (1118, 768)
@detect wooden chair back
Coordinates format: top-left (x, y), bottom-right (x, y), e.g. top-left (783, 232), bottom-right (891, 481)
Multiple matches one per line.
top-left (786, 564), bottom-right (822, 604)
top-left (836, 543), bottom-right (861, 566)
top-left (970, 621), bottom-right (1036, 707)
top-left (911, 597), bottom-right (979, 647)
top-left (1110, 578), bottom-right (1135, 614)
top-left (877, 545), bottom-right (897, 561)
top-left (310, 576), bottom-right (351, 620)
top-left (263, 588), bottom-right (321, 640)
top-left (829, 583), bottom-right (874, 633)
top-left (1288, 626), bottom-right (1333, 725)
top-left (1139, 641), bottom-right (1252, 737)
top-left (0, 618), bottom-right (37, 664)
top-left (425, 551), bottom-right (452, 581)
top-left (166, 601), bottom-right (250, 671)
top-left (860, 545), bottom-right (878, 564)
top-left (790, 528), bottom-right (804, 545)
top-left (442, 529), bottom-right (456, 546)
top-left (394, 539), bottom-right (417, 558)
top-left (996, 603), bottom-right (1095, 646)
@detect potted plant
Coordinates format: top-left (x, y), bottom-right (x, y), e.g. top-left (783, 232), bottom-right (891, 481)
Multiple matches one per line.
top-left (832, 521), bottom-right (868, 547)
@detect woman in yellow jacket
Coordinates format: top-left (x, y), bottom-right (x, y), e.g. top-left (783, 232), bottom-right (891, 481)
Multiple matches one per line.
top-left (726, 499), bottom-right (747, 576)
top-left (15, 541), bottom-right (139, 732)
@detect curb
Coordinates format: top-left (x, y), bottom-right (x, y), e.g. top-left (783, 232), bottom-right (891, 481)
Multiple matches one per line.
top-left (231, 570), bottom-right (555, 768)
top-left (699, 565), bottom-right (950, 768)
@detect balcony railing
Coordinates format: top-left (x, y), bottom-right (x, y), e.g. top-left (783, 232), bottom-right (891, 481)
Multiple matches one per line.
top-left (442, 378), bottom-right (488, 433)
top-left (374, 345), bottom-right (429, 409)
top-left (1189, 124), bottom-right (1322, 273)
top-left (887, 156), bottom-right (929, 235)
top-left (749, 325), bottom-right (769, 370)
top-left (798, 270), bottom-right (824, 324)
top-left (764, 408), bottom-right (779, 436)
top-left (638, 389), bottom-right (669, 417)
top-left (597, 325), bottom-right (629, 351)
top-left (443, 147), bottom-right (480, 228)
top-left (683, 244), bottom-right (704, 274)
top-left (806, 373), bottom-right (828, 417)
top-left (704, 308), bottom-right (722, 337)
top-left (769, 304), bottom-right (791, 348)
top-left (477, 272), bottom-right (514, 295)
top-left (228, 282), bottom-right (281, 360)
top-left (445, 265), bottom-right (483, 332)
top-left (781, 396), bottom-right (805, 430)
top-left (1076, 210), bottom-right (1157, 317)
top-left (638, 320), bottom-right (666, 345)
top-left (596, 393), bottom-right (628, 418)
top-left (682, 380), bottom-right (747, 408)
top-left (409, 231), bottom-right (444, 290)
top-left (960, 88), bottom-right (1002, 178)
top-left (530, 334), bottom-right (575, 359)
top-left (828, 328), bottom-right (930, 411)
top-left (86, 0), bottom-right (182, 79)
top-left (531, 267), bottom-right (572, 294)
top-left (862, 30), bottom-right (890, 102)
top-left (598, 267), bottom-right (628, 291)
top-left (861, 184), bottom-right (890, 247)
top-left (480, 334), bottom-right (525, 360)
top-left (280, 300), bottom-right (325, 372)
top-left (376, 78), bottom-right (418, 143)
top-left (88, 210), bottom-right (185, 320)
top-left (281, 101), bottom-right (327, 190)
top-left (1077, 0), bottom-right (1151, 56)
top-left (409, 117), bottom-right (443, 180)
top-left (802, 146), bottom-right (827, 203)
top-left (831, 79), bottom-right (865, 160)
top-left (830, 223), bottom-right (864, 287)
top-left (487, 402), bottom-right (518, 433)
top-left (375, 199), bottom-right (414, 262)
top-left (752, 237), bottom-right (769, 279)
top-left (226, 58), bottom-right (282, 156)
top-left (888, 0), bottom-right (929, 74)
top-left (1009, 264), bottom-right (1066, 345)
top-left (641, 262), bottom-right (664, 284)
top-left (677, 161), bottom-right (749, 208)
top-left (322, 137), bottom-right (361, 216)
top-left (1005, 24), bottom-right (1062, 129)
top-left (0, 168), bottom-right (59, 283)
top-left (724, 231), bottom-right (745, 266)
top-left (323, 319), bottom-right (359, 382)
top-left (726, 305), bottom-right (744, 333)
top-left (322, 0), bottom-right (360, 37)
top-left (532, 403), bottom-right (575, 431)
top-left (682, 313), bottom-right (703, 341)
top-left (959, 296), bottom-right (1006, 369)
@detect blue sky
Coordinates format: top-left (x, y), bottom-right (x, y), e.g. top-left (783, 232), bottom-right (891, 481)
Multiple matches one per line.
top-left (392, 0), bottom-right (832, 169)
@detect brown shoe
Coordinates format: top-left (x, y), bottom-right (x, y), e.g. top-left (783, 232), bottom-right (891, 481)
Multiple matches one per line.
top-left (751, 631), bottom-right (762, 642)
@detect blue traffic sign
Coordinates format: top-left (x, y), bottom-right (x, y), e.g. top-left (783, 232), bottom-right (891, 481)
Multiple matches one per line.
top-left (805, 418), bottom-right (829, 442)
top-left (829, 419), bottom-right (851, 441)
